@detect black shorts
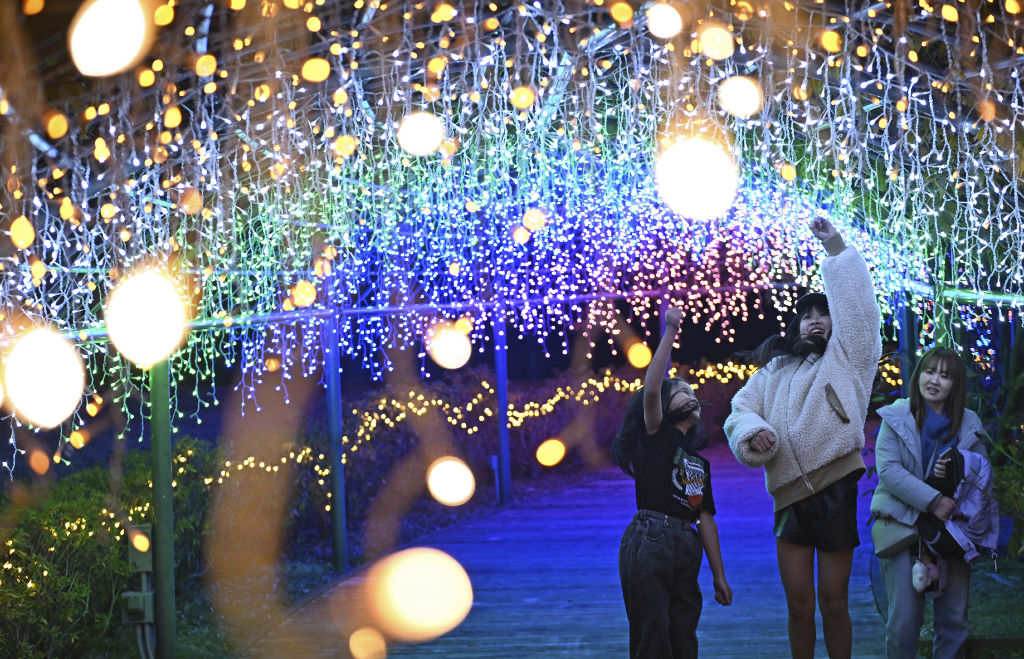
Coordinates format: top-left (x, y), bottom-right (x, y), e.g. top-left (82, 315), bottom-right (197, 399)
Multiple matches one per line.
top-left (773, 470), bottom-right (861, 552)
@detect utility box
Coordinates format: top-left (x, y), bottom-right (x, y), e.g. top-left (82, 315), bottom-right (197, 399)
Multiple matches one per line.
top-left (127, 523), bottom-right (153, 574)
top-left (121, 590), bottom-right (154, 624)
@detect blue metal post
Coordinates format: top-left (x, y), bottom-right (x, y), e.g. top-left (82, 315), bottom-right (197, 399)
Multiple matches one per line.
top-left (325, 316), bottom-right (348, 569)
top-left (493, 312), bottom-right (512, 505)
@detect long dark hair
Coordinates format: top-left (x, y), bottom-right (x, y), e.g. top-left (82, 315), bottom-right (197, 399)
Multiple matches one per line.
top-left (908, 346), bottom-right (966, 442)
top-left (611, 378), bottom-right (704, 478)
top-left (741, 300), bottom-right (829, 369)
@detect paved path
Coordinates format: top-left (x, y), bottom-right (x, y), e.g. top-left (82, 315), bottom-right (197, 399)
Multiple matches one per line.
top-left (245, 441), bottom-right (885, 658)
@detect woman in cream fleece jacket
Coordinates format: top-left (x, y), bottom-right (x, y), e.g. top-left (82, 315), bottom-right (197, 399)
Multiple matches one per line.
top-left (725, 217), bottom-right (882, 659)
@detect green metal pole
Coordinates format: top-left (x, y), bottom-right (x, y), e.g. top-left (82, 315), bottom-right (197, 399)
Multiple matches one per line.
top-left (493, 312), bottom-right (512, 505)
top-left (149, 361), bottom-right (176, 659)
top-left (325, 316), bottom-right (348, 570)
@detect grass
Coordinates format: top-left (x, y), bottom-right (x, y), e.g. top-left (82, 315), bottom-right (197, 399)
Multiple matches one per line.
top-left (917, 555), bottom-right (1024, 658)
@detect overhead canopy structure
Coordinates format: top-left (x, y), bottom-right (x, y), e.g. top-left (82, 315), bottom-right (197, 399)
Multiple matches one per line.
top-left (0, 0), bottom-right (1020, 437)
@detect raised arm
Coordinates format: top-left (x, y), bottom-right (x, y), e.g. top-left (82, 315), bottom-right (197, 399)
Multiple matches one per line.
top-left (811, 216), bottom-right (883, 369)
top-left (643, 306), bottom-right (682, 434)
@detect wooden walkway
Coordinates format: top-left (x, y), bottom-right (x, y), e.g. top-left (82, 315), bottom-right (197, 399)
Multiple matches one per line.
top-left (244, 442), bottom-right (885, 658)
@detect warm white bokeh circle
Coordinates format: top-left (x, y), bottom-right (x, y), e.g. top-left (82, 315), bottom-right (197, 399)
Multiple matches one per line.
top-left (5, 329), bottom-right (85, 428)
top-left (426, 456), bottom-right (476, 506)
top-left (69, 0), bottom-right (154, 77)
top-left (348, 627), bottom-right (387, 659)
top-left (698, 22), bottom-right (735, 60)
top-left (398, 112), bottom-right (445, 156)
top-left (366, 547), bottom-right (473, 642)
top-left (426, 321), bottom-right (472, 369)
top-left (655, 137), bottom-right (739, 219)
top-left (536, 438), bottom-right (567, 467)
top-left (106, 272), bottom-right (187, 368)
top-left (646, 3), bottom-right (684, 39)
top-left (626, 343), bottom-right (653, 369)
top-left (717, 75), bottom-right (763, 118)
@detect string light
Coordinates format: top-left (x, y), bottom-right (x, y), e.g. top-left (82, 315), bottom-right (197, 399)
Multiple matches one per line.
top-left (0, 0), bottom-right (1014, 466)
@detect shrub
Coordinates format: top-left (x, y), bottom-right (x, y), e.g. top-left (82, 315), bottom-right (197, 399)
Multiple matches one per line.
top-left (0, 468), bottom-right (130, 658)
top-left (0, 437), bottom-right (219, 657)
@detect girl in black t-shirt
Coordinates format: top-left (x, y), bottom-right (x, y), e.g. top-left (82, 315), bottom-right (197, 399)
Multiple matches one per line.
top-left (616, 307), bottom-right (732, 658)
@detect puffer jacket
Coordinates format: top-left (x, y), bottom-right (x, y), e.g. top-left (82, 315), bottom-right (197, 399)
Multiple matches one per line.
top-left (726, 236), bottom-right (883, 511)
top-left (942, 449), bottom-right (1000, 563)
top-left (870, 398), bottom-right (992, 539)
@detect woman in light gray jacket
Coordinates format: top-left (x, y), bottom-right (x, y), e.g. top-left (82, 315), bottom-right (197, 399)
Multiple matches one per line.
top-left (870, 346), bottom-right (990, 659)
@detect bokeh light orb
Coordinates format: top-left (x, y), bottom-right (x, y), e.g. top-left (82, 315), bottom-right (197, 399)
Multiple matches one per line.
top-left (29, 448), bottom-right (50, 475)
top-left (976, 98), bottom-right (996, 122)
top-left (69, 429), bottom-right (90, 449)
top-left (44, 110), bottom-right (69, 140)
top-left (426, 321), bottom-right (472, 369)
top-left (453, 316), bottom-right (473, 334)
top-left (609, 1), bottom-right (634, 25)
top-left (627, 343), bottom-right (653, 369)
top-left (68, 0), bottom-right (154, 77)
top-left (536, 438), bottom-right (567, 467)
top-left (697, 22), bottom-right (735, 60)
top-left (178, 187), bottom-right (203, 215)
top-left (106, 271), bottom-right (187, 368)
top-left (334, 134), bottom-right (358, 157)
top-left (820, 30), bottom-right (843, 53)
top-left (509, 86), bottom-right (536, 110)
top-left (10, 216), bottom-right (35, 250)
top-left (655, 137), bottom-right (739, 220)
top-left (426, 456), bottom-right (476, 506)
top-left (511, 225), bottom-right (531, 244)
top-left (431, 2), bottom-right (457, 22)
top-left (646, 3), bottom-right (684, 39)
top-left (194, 54), bottom-right (218, 77)
top-left (366, 547), bottom-right (473, 642)
top-left (5, 328), bottom-right (85, 429)
top-left (717, 75), bottom-right (763, 118)
top-left (292, 280), bottom-right (317, 308)
top-left (301, 57), bottom-right (331, 82)
top-left (349, 627), bottom-right (387, 659)
top-left (129, 528), bottom-right (151, 553)
top-left (398, 112), bottom-right (445, 156)
top-left (522, 208), bottom-right (548, 231)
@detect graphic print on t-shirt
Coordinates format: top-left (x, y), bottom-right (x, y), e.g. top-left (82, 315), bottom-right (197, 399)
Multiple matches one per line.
top-left (671, 447), bottom-right (705, 511)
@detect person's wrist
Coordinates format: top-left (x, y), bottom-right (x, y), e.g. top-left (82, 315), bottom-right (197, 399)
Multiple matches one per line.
top-left (822, 233), bottom-right (846, 255)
